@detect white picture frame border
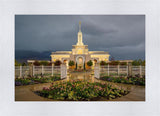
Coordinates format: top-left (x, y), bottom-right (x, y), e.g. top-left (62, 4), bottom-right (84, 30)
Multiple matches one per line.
top-left (0, 0), bottom-right (160, 116)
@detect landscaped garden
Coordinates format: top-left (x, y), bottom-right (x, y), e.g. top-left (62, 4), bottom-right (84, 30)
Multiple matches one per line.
top-left (15, 76), bottom-right (61, 86)
top-left (35, 80), bottom-right (129, 101)
top-left (100, 76), bottom-right (145, 86)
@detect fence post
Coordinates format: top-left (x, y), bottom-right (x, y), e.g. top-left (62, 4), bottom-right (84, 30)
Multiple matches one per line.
top-left (140, 65), bottom-right (142, 77)
top-left (126, 65), bottom-right (128, 76)
top-left (61, 63), bottom-right (67, 79)
top-left (42, 65), bottom-right (44, 75)
top-left (118, 65), bottom-right (119, 76)
top-left (20, 66), bottom-right (22, 78)
top-left (108, 64), bottom-right (109, 76)
top-left (52, 65), bottom-right (53, 76)
top-left (94, 63), bottom-right (100, 79)
top-left (128, 62), bottom-right (132, 77)
top-left (33, 65), bottom-right (34, 76)
top-left (29, 65), bottom-right (33, 77)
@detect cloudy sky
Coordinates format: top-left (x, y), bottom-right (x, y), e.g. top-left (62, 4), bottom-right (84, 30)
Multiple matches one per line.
top-left (15, 15), bottom-right (145, 60)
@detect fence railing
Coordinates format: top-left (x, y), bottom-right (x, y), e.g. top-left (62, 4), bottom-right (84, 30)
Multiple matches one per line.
top-left (100, 65), bottom-right (145, 77)
top-left (15, 65), bottom-right (145, 79)
top-left (15, 66), bottom-right (61, 78)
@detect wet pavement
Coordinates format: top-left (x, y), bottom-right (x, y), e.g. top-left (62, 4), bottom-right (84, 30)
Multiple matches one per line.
top-left (15, 72), bottom-right (145, 101)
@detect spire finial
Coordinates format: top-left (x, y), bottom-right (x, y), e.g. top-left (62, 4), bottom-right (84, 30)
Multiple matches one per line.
top-left (79, 21), bottom-right (81, 32)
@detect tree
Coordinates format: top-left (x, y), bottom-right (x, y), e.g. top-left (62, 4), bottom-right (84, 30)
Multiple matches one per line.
top-left (15, 60), bottom-right (20, 66)
top-left (22, 62), bottom-right (27, 66)
top-left (138, 59), bottom-right (143, 65)
top-left (87, 60), bottom-right (93, 66)
top-left (54, 60), bottom-right (62, 66)
top-left (109, 61), bottom-right (120, 65)
top-left (132, 59), bottom-right (144, 66)
top-left (48, 62), bottom-right (52, 66)
top-left (69, 60), bottom-right (75, 66)
top-left (40, 61), bottom-right (49, 66)
top-left (100, 61), bottom-right (107, 66)
top-left (119, 62), bottom-right (127, 65)
top-left (33, 60), bottom-right (41, 66)
top-left (142, 60), bottom-right (145, 66)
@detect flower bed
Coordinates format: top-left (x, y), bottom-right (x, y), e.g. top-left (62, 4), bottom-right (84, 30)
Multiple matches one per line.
top-left (35, 80), bottom-right (129, 101)
top-left (100, 76), bottom-right (145, 86)
top-left (15, 76), bottom-right (61, 86)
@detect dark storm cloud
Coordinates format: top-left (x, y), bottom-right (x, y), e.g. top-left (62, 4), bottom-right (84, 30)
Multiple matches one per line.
top-left (15, 15), bottom-right (145, 60)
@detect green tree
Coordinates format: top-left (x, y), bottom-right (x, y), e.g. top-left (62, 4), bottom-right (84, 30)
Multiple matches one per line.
top-left (15, 60), bottom-right (21, 66)
top-left (119, 62), bottom-right (127, 65)
top-left (100, 61), bottom-right (107, 66)
top-left (33, 60), bottom-right (41, 66)
top-left (40, 61), bottom-right (49, 66)
top-left (138, 59), bottom-right (143, 65)
top-left (109, 61), bottom-right (120, 65)
top-left (69, 60), bottom-right (75, 66)
top-left (132, 59), bottom-right (144, 66)
top-left (142, 60), bottom-right (145, 66)
top-left (54, 60), bottom-right (62, 66)
top-left (22, 62), bottom-right (27, 66)
top-left (48, 62), bottom-right (52, 66)
top-left (87, 60), bottom-right (93, 66)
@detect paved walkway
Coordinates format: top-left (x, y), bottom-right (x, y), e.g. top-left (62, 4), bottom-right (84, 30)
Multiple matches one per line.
top-left (15, 72), bottom-right (145, 101)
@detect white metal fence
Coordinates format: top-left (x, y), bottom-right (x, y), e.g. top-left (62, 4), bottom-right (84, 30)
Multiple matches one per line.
top-left (15, 66), bottom-right (30, 78)
top-left (15, 66), bottom-right (61, 78)
top-left (15, 65), bottom-right (145, 78)
top-left (100, 65), bottom-right (145, 77)
top-left (132, 66), bottom-right (145, 76)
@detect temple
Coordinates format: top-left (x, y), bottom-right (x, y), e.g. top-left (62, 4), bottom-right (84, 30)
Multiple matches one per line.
top-left (50, 22), bottom-right (110, 69)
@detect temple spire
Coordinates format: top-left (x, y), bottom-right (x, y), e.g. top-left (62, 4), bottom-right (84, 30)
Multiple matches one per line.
top-left (79, 21), bottom-right (81, 32)
top-left (76, 21), bottom-right (83, 45)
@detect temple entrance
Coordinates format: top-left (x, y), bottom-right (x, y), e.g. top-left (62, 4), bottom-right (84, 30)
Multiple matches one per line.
top-left (76, 56), bottom-right (85, 70)
top-left (77, 57), bottom-right (83, 70)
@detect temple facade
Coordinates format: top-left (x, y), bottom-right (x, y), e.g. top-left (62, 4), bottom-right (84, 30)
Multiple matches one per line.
top-left (50, 22), bottom-right (110, 69)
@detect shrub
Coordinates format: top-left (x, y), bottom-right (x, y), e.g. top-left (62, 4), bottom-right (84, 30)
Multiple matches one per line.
top-left (54, 60), bottom-right (62, 66)
top-left (15, 76), bottom-right (61, 86)
top-left (33, 60), bottom-right (41, 66)
top-left (87, 60), bottom-right (93, 66)
top-left (69, 60), bottom-right (75, 66)
top-left (48, 62), bottom-right (52, 66)
top-left (109, 61), bottom-right (120, 65)
top-left (22, 62), bottom-right (27, 66)
top-left (132, 59), bottom-right (145, 66)
top-left (15, 60), bottom-right (21, 66)
top-left (119, 62), bottom-right (127, 65)
top-left (100, 76), bottom-right (145, 86)
top-left (40, 61), bottom-right (49, 66)
top-left (100, 61), bottom-right (107, 65)
top-left (37, 80), bottom-right (129, 101)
